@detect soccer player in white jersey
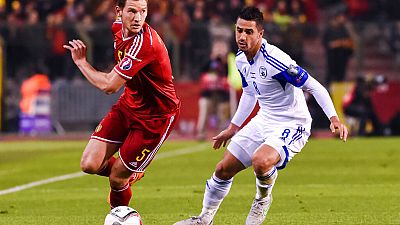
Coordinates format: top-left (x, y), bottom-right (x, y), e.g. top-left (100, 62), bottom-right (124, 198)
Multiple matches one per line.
top-left (174, 6), bottom-right (348, 225)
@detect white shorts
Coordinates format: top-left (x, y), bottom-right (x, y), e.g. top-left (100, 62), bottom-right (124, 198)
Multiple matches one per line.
top-left (228, 115), bottom-right (311, 169)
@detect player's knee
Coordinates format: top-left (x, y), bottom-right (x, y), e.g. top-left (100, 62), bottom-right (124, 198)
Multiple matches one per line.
top-left (215, 161), bottom-right (234, 180)
top-left (252, 154), bottom-right (276, 175)
top-left (80, 158), bottom-right (100, 174)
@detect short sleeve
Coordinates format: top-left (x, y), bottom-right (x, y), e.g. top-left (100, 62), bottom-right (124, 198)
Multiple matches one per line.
top-left (113, 33), bottom-right (154, 80)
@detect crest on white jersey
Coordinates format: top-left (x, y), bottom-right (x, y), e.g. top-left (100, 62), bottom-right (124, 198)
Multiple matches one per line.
top-left (259, 66), bottom-right (267, 79)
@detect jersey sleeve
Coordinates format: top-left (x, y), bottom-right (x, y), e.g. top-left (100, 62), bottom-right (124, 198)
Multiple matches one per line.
top-left (272, 64), bottom-right (309, 88)
top-left (113, 33), bottom-right (154, 80)
top-left (303, 76), bottom-right (338, 119)
top-left (231, 55), bottom-right (258, 126)
top-left (238, 69), bottom-right (248, 88)
top-left (231, 69), bottom-right (256, 127)
top-left (235, 54), bottom-right (249, 88)
top-left (266, 46), bottom-right (309, 88)
top-left (231, 85), bottom-right (257, 127)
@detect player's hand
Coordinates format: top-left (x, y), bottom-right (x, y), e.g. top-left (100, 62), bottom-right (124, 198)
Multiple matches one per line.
top-left (63, 39), bottom-right (87, 65)
top-left (329, 116), bottom-right (348, 142)
top-left (212, 123), bottom-right (239, 150)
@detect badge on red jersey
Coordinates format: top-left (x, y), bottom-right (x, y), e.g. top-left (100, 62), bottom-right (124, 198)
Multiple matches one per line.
top-left (120, 57), bottom-right (133, 70)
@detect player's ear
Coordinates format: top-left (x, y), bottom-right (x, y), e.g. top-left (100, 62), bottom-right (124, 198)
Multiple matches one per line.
top-left (115, 6), bottom-right (122, 17)
top-left (259, 29), bottom-right (264, 39)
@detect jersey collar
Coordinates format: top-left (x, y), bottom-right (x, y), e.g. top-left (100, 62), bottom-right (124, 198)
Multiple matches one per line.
top-left (121, 23), bottom-right (146, 41)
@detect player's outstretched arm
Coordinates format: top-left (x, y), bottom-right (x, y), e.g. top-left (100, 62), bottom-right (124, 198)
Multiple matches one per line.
top-left (212, 85), bottom-right (256, 149)
top-left (212, 123), bottom-right (240, 150)
top-left (63, 39), bottom-right (125, 94)
top-left (329, 116), bottom-right (348, 142)
top-left (302, 76), bottom-right (348, 142)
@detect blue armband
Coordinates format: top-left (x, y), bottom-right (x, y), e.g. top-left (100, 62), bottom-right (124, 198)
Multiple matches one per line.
top-left (272, 65), bottom-right (309, 88)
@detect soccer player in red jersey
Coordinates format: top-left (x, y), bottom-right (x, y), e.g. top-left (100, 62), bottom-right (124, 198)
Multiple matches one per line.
top-left (63, 0), bottom-right (180, 208)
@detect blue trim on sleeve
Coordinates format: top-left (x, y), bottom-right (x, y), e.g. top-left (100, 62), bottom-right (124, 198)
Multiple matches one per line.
top-left (260, 48), bottom-right (286, 71)
top-left (238, 70), bottom-right (248, 87)
top-left (266, 52), bottom-right (288, 70)
top-left (260, 44), bottom-right (288, 72)
top-left (276, 146), bottom-right (289, 170)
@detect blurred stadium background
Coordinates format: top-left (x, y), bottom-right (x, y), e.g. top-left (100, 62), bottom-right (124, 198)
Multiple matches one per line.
top-left (0, 0), bottom-right (399, 137)
top-left (0, 1), bottom-right (400, 225)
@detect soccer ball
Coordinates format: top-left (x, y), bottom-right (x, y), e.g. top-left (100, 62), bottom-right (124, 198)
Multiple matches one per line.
top-left (104, 206), bottom-right (142, 225)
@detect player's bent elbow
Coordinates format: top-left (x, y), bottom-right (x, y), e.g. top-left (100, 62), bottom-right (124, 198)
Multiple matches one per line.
top-left (104, 89), bottom-right (116, 95)
top-left (102, 82), bottom-right (122, 95)
top-left (102, 86), bottom-right (118, 95)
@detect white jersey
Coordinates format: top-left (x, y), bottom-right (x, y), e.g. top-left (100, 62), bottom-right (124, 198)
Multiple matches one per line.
top-left (228, 39), bottom-right (337, 169)
top-left (231, 39), bottom-right (337, 131)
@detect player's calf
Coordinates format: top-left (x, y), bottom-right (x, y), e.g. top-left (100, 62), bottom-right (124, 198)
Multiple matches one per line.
top-left (108, 183), bottom-right (132, 208)
top-left (97, 157), bottom-right (117, 177)
top-left (255, 167), bottom-right (277, 199)
top-left (174, 173), bottom-right (232, 225)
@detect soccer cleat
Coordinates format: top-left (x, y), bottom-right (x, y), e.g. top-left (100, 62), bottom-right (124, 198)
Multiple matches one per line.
top-left (129, 172), bottom-right (145, 186)
top-left (245, 196), bottom-right (273, 225)
top-left (173, 213), bottom-right (213, 225)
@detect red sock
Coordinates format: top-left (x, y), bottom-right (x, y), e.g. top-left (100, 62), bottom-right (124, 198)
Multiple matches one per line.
top-left (109, 183), bottom-right (132, 208)
top-left (97, 157), bottom-right (116, 177)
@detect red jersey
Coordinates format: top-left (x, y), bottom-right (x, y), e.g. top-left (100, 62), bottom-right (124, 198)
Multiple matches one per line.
top-left (112, 21), bottom-right (180, 118)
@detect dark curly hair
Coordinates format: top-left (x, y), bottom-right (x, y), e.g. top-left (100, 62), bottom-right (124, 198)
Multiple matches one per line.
top-left (237, 6), bottom-right (264, 29)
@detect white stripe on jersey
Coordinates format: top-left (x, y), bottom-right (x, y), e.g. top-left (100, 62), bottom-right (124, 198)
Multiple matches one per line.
top-left (131, 33), bottom-right (143, 58)
top-left (148, 26), bottom-right (153, 46)
top-left (128, 35), bottom-right (140, 56)
top-left (91, 135), bottom-right (123, 144)
top-left (113, 17), bottom-right (122, 25)
top-left (113, 67), bottom-right (132, 80)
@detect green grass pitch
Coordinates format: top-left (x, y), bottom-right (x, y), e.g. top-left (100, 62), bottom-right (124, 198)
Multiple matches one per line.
top-left (0, 138), bottom-right (400, 225)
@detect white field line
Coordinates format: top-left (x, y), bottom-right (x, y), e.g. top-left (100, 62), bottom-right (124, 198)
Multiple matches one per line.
top-left (0, 143), bottom-right (209, 196)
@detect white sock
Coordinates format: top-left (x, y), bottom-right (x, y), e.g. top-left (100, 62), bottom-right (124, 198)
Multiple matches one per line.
top-left (200, 173), bottom-right (233, 218)
top-left (255, 167), bottom-right (278, 200)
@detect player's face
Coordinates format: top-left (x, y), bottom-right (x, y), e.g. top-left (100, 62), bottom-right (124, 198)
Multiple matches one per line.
top-left (235, 18), bottom-right (263, 54)
top-left (118, 0), bottom-right (147, 36)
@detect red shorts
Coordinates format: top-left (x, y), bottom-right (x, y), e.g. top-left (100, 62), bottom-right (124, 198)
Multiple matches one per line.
top-left (91, 104), bottom-right (179, 172)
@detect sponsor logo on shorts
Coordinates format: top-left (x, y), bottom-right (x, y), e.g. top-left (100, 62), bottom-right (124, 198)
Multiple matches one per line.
top-left (129, 161), bottom-right (138, 167)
